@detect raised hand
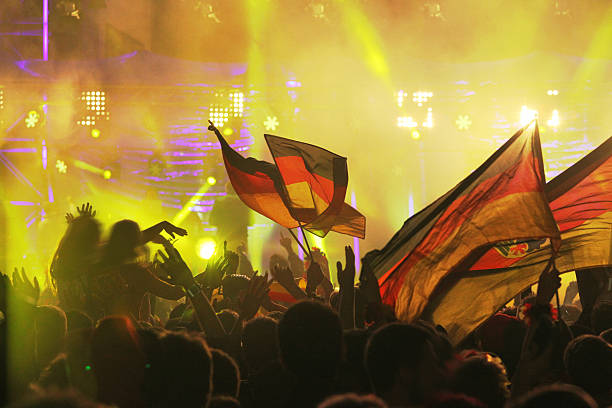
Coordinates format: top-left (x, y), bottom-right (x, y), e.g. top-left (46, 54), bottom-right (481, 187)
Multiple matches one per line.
top-left (305, 261), bottom-right (324, 296)
top-left (279, 231), bottom-right (292, 250)
top-left (536, 259), bottom-right (561, 306)
top-left (337, 246), bottom-right (356, 289)
top-left (157, 243), bottom-right (194, 288)
top-left (359, 252), bottom-right (382, 304)
top-left (12, 267), bottom-right (40, 305)
top-left (239, 275), bottom-right (270, 321)
top-left (271, 264), bottom-right (296, 289)
top-left (161, 221), bottom-right (187, 239)
top-left (65, 212), bottom-right (75, 224)
top-left (76, 202), bottom-right (96, 218)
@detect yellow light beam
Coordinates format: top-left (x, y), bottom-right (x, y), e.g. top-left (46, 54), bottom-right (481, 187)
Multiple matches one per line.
top-left (573, 4), bottom-right (612, 85)
top-left (72, 159), bottom-right (104, 175)
top-left (172, 183), bottom-right (211, 226)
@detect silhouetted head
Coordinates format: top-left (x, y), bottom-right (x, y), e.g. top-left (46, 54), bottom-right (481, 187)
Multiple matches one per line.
top-left (317, 393), bottom-right (387, 408)
top-left (211, 348), bottom-right (240, 397)
top-left (509, 384), bottom-right (597, 408)
top-left (450, 354), bottom-right (510, 408)
top-left (242, 316), bottom-right (279, 373)
top-left (51, 216), bottom-right (101, 284)
top-left (365, 322), bottom-right (446, 406)
top-left (564, 334), bottom-right (612, 399)
top-left (102, 220), bottom-right (142, 265)
top-left (278, 300), bottom-right (342, 380)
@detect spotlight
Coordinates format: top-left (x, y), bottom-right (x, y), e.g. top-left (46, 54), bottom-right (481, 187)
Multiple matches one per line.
top-left (547, 89), bottom-right (559, 96)
top-left (520, 106), bottom-right (538, 126)
top-left (456, 115), bottom-right (472, 131)
top-left (422, 108), bottom-right (434, 128)
top-left (91, 128), bottom-right (100, 138)
top-left (222, 127), bottom-right (234, 137)
top-left (396, 91), bottom-right (407, 108)
top-left (103, 169), bottom-right (112, 180)
top-left (55, 160), bottom-right (67, 174)
top-left (0, 89), bottom-right (4, 110)
top-left (397, 116), bottom-right (418, 128)
top-left (547, 110), bottom-right (560, 127)
top-left (264, 116), bottom-right (279, 131)
top-left (197, 238), bottom-right (217, 260)
top-left (79, 90), bottom-right (108, 126)
top-left (411, 130), bottom-right (421, 140)
top-left (25, 110), bottom-right (40, 128)
top-left (207, 176), bottom-right (217, 185)
top-left (412, 91), bottom-right (433, 107)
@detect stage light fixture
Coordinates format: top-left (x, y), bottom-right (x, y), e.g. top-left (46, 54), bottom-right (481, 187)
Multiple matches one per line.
top-left (103, 169), bottom-right (112, 180)
top-left (91, 128), bottom-right (100, 138)
top-left (422, 108), bottom-right (434, 128)
top-left (547, 110), bottom-right (560, 127)
top-left (78, 90), bottom-right (108, 126)
top-left (411, 130), bottom-right (421, 140)
top-left (397, 116), bottom-right (418, 128)
top-left (0, 89), bottom-right (4, 110)
top-left (264, 116), bottom-right (279, 131)
top-left (207, 176), bottom-right (217, 185)
top-left (55, 160), bottom-right (67, 174)
top-left (520, 106), bottom-right (538, 126)
top-left (25, 110), bottom-right (40, 128)
top-left (396, 90), bottom-right (407, 108)
top-left (197, 238), bottom-right (217, 260)
top-left (547, 89), bottom-right (559, 96)
top-left (412, 91), bottom-right (433, 107)
top-left (231, 92), bottom-right (244, 117)
top-left (456, 115), bottom-right (472, 131)
top-left (222, 127), bottom-right (234, 136)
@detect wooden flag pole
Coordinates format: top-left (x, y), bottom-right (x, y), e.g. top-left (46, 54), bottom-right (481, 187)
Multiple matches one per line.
top-left (287, 227), bottom-right (310, 257)
top-left (298, 223), bottom-right (313, 259)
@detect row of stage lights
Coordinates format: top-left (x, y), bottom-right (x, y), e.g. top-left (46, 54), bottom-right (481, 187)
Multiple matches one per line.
top-left (77, 91), bottom-right (109, 126)
top-left (396, 89), bottom-right (564, 135)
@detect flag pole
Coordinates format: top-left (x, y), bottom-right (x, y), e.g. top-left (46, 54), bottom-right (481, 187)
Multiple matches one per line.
top-left (287, 227), bottom-right (309, 257)
top-left (298, 222), bottom-right (313, 259)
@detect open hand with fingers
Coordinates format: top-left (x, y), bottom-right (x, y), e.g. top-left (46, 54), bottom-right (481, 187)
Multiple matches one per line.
top-left (337, 246), bottom-right (356, 290)
top-left (305, 261), bottom-right (324, 296)
top-left (160, 221), bottom-right (187, 239)
top-left (239, 275), bottom-right (270, 321)
top-left (536, 259), bottom-right (561, 306)
top-left (12, 267), bottom-right (40, 305)
top-left (66, 202), bottom-right (96, 223)
top-left (157, 243), bottom-right (195, 288)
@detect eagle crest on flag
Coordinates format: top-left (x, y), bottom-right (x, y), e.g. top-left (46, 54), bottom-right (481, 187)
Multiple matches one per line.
top-left (493, 239), bottom-right (547, 258)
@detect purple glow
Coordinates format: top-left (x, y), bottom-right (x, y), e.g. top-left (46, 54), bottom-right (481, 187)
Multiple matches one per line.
top-left (1, 148), bottom-right (36, 153)
top-left (26, 218), bottom-right (36, 228)
top-left (48, 184), bottom-right (54, 203)
top-left (286, 80), bottom-right (301, 88)
top-left (10, 201), bottom-right (35, 206)
top-left (167, 160), bottom-right (204, 165)
top-left (43, 0), bottom-right (49, 60)
top-left (351, 192), bottom-right (360, 274)
top-left (297, 228), bottom-right (304, 261)
top-left (42, 140), bottom-right (47, 169)
top-left (168, 152), bottom-right (207, 157)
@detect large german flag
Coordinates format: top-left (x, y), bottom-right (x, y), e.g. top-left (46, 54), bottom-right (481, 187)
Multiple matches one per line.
top-left (212, 127), bottom-right (365, 238)
top-left (213, 128), bottom-right (299, 229)
top-left (424, 135), bottom-right (612, 343)
top-left (368, 122), bottom-right (560, 324)
top-left (265, 134), bottom-right (365, 238)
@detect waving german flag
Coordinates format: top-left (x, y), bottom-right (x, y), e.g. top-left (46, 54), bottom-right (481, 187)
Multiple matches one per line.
top-left (211, 126), bottom-right (365, 239)
top-left (426, 135), bottom-right (612, 343)
top-left (368, 122), bottom-right (560, 324)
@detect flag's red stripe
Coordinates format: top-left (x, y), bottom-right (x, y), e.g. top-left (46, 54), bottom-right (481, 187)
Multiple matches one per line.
top-left (379, 155), bottom-right (542, 307)
top-left (275, 155), bottom-right (335, 204)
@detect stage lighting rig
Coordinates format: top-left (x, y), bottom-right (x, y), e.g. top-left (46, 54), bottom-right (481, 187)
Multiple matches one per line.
top-left (0, 89), bottom-right (4, 111)
top-left (78, 90), bottom-right (109, 126)
top-left (264, 116), bottom-right (279, 131)
top-left (456, 115), bottom-right (472, 131)
top-left (55, 160), bottom-right (68, 174)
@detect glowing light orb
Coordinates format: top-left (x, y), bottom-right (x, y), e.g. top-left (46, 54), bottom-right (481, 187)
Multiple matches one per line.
top-left (222, 127), bottom-right (234, 136)
top-left (520, 106), bottom-right (538, 126)
top-left (103, 170), bottom-right (112, 180)
top-left (197, 238), bottom-right (217, 260)
top-left (55, 160), bottom-right (67, 174)
top-left (91, 128), bottom-right (100, 138)
top-left (25, 110), bottom-right (39, 128)
top-left (411, 130), bottom-right (421, 140)
top-left (207, 176), bottom-right (217, 185)
top-left (264, 116), bottom-right (279, 131)
top-left (456, 115), bottom-right (472, 131)
top-left (547, 110), bottom-right (560, 127)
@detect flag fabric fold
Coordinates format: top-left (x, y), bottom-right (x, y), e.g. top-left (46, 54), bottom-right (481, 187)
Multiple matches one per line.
top-left (212, 128), bottom-right (365, 239)
top-left (426, 135), bottom-right (612, 343)
top-left (368, 122), bottom-right (560, 324)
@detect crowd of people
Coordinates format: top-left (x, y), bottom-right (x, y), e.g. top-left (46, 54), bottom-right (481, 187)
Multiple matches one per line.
top-left (1, 203), bottom-right (611, 408)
